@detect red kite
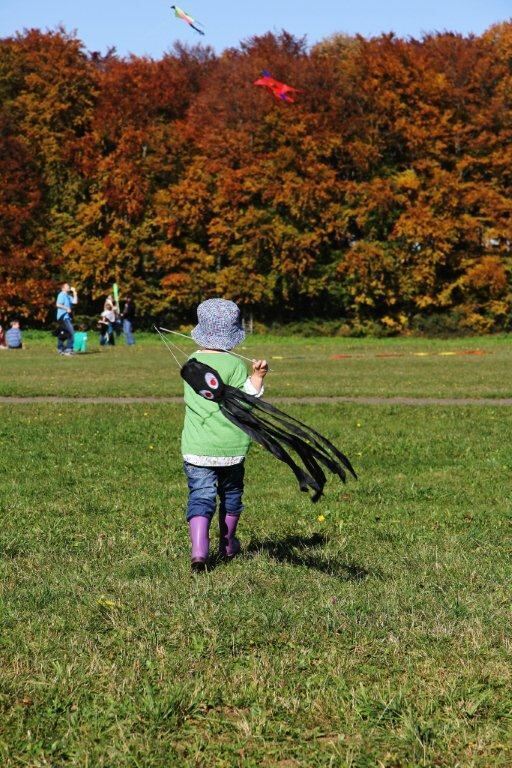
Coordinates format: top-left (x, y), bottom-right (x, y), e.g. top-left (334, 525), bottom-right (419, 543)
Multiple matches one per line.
top-left (254, 70), bottom-right (300, 103)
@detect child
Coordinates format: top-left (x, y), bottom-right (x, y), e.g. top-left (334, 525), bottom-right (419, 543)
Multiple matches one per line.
top-left (5, 320), bottom-right (23, 349)
top-left (182, 298), bottom-right (268, 571)
top-left (98, 300), bottom-right (116, 346)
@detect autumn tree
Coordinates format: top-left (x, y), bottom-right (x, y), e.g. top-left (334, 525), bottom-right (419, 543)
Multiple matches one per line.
top-left (0, 28), bottom-right (96, 320)
top-left (1, 23), bottom-right (510, 331)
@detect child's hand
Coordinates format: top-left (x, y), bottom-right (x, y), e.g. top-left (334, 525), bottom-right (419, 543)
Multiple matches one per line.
top-left (251, 359), bottom-right (268, 379)
top-left (250, 360), bottom-right (268, 393)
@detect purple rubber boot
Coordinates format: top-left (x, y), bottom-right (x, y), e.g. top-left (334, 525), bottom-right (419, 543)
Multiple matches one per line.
top-left (188, 516), bottom-right (210, 572)
top-left (219, 513), bottom-right (241, 559)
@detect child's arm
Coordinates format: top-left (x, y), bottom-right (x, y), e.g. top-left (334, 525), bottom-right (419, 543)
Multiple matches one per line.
top-left (249, 359), bottom-right (268, 394)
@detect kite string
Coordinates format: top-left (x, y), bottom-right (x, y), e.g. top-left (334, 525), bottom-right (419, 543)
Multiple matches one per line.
top-left (153, 325), bottom-right (186, 368)
top-left (164, 338), bottom-right (191, 361)
top-left (158, 327), bottom-right (273, 371)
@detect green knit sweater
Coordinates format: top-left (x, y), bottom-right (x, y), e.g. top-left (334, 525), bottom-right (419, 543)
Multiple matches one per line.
top-left (181, 352), bottom-right (251, 457)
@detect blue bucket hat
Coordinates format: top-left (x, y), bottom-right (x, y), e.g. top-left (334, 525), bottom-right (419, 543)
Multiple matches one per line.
top-left (191, 298), bottom-right (246, 351)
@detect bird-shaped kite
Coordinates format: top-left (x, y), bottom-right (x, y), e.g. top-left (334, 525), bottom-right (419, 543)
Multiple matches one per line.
top-left (170, 5), bottom-right (205, 35)
top-left (254, 70), bottom-right (300, 103)
top-left (181, 358), bottom-right (357, 502)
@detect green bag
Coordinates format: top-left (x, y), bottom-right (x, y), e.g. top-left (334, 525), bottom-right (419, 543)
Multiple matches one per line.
top-left (73, 331), bottom-right (88, 353)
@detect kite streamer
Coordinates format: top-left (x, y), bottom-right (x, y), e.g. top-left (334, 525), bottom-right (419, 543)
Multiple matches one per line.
top-left (181, 358), bottom-right (357, 502)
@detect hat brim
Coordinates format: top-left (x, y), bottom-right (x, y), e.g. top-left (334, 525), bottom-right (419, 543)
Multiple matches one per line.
top-left (191, 326), bottom-right (246, 351)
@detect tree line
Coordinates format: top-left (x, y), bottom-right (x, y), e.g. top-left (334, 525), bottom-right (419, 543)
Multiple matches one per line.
top-left (1, 23), bottom-right (511, 333)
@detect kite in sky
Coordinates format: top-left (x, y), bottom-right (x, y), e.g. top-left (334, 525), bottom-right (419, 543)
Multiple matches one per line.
top-left (254, 71), bottom-right (300, 103)
top-left (170, 5), bottom-right (205, 35)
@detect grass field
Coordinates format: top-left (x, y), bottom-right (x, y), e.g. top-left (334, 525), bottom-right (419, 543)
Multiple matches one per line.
top-left (1, 332), bottom-right (511, 399)
top-left (1, 335), bottom-right (512, 766)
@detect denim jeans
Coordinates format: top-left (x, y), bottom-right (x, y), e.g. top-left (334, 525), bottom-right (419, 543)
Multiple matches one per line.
top-left (99, 323), bottom-right (115, 346)
top-left (183, 461), bottom-right (245, 521)
top-left (123, 318), bottom-right (135, 345)
top-left (57, 317), bottom-right (74, 352)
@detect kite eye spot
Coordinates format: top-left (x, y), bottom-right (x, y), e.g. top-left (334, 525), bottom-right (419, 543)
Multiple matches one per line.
top-left (205, 372), bottom-right (219, 389)
top-left (199, 389), bottom-right (214, 400)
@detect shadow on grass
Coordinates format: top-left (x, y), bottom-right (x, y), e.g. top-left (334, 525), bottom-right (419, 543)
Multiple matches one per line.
top-left (210, 533), bottom-right (370, 581)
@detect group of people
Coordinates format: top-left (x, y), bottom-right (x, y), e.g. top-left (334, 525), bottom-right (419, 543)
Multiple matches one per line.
top-left (55, 283), bottom-right (136, 355)
top-left (0, 319), bottom-right (23, 350)
top-left (5, 293), bottom-right (353, 574)
top-left (98, 295), bottom-right (135, 347)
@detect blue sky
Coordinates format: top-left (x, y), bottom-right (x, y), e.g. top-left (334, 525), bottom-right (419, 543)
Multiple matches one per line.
top-left (1, 1), bottom-right (510, 57)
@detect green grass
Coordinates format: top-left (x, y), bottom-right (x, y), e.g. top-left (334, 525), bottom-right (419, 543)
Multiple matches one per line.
top-left (1, 332), bottom-right (511, 398)
top-left (1, 398), bottom-right (511, 766)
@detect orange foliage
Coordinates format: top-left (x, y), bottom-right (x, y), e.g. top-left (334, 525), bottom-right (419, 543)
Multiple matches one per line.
top-left (1, 25), bottom-right (511, 331)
